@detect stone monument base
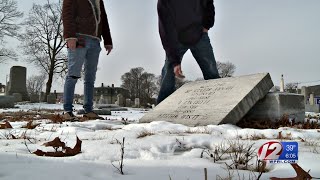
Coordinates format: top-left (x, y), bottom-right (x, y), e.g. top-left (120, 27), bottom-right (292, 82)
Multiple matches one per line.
top-left (0, 96), bottom-right (15, 108)
top-left (244, 92), bottom-right (305, 122)
top-left (305, 104), bottom-right (320, 113)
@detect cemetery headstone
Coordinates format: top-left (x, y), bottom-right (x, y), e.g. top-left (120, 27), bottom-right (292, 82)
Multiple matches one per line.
top-left (140, 73), bottom-right (274, 126)
top-left (309, 93), bottom-right (315, 105)
top-left (135, 98), bottom-right (140, 108)
top-left (0, 96), bottom-right (15, 108)
top-left (99, 94), bottom-right (108, 104)
top-left (7, 66), bottom-right (29, 101)
top-left (47, 94), bottom-right (56, 104)
top-left (126, 98), bottom-right (131, 107)
top-left (29, 94), bottom-right (40, 103)
top-left (117, 94), bottom-right (124, 107)
top-left (12, 93), bottom-right (22, 102)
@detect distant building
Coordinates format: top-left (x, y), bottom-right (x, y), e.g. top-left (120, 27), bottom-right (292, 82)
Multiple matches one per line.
top-left (301, 85), bottom-right (320, 104)
top-left (301, 85), bottom-right (320, 113)
top-left (94, 83), bottom-right (129, 104)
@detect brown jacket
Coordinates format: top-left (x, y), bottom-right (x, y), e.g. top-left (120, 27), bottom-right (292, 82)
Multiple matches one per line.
top-left (62, 0), bottom-right (113, 45)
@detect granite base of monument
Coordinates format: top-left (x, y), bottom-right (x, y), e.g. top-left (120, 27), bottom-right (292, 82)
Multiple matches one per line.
top-left (140, 73), bottom-right (274, 126)
top-left (0, 96), bottom-right (15, 108)
top-left (244, 92), bottom-right (305, 122)
top-left (305, 104), bottom-right (320, 113)
top-left (12, 93), bottom-right (22, 102)
top-left (30, 94), bottom-right (40, 103)
top-left (47, 94), bottom-right (56, 104)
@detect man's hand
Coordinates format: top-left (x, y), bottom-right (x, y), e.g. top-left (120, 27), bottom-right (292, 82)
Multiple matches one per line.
top-left (67, 39), bottom-right (77, 50)
top-left (105, 45), bottom-right (113, 55)
top-left (203, 28), bottom-right (208, 33)
top-left (174, 64), bottom-right (185, 79)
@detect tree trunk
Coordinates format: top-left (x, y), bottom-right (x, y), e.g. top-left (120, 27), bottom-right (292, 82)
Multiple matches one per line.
top-left (45, 71), bottom-right (54, 102)
top-left (45, 57), bottom-right (55, 102)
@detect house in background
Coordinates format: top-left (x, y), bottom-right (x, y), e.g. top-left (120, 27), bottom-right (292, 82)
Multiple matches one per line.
top-left (301, 85), bottom-right (320, 113)
top-left (94, 83), bottom-right (129, 104)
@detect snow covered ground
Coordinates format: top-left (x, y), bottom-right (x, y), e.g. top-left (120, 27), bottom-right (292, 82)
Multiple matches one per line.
top-left (1, 103), bottom-right (320, 180)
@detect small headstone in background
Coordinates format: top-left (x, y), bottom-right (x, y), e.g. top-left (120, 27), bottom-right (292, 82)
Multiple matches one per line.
top-left (135, 98), bottom-right (140, 108)
top-left (306, 104), bottom-right (320, 113)
top-left (12, 93), bottom-right (22, 102)
top-left (29, 94), bottom-right (39, 103)
top-left (0, 96), bottom-right (15, 108)
top-left (117, 94), bottom-right (124, 107)
top-left (125, 98), bottom-right (131, 107)
top-left (47, 94), bottom-right (56, 104)
top-left (6, 66), bottom-right (29, 101)
top-left (98, 94), bottom-right (108, 104)
top-left (140, 73), bottom-right (274, 126)
top-left (244, 92), bottom-right (305, 122)
top-left (309, 93), bottom-right (315, 105)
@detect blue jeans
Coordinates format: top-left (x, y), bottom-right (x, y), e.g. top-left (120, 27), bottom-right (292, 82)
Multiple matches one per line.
top-left (63, 36), bottom-right (101, 112)
top-left (157, 32), bottom-right (220, 104)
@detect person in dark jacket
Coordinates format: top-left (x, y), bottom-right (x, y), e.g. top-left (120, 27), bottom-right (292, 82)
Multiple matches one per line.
top-left (62, 0), bottom-right (113, 120)
top-left (157, 0), bottom-right (220, 104)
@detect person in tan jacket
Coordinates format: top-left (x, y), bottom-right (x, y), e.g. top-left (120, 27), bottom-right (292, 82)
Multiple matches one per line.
top-left (62, 0), bottom-right (113, 120)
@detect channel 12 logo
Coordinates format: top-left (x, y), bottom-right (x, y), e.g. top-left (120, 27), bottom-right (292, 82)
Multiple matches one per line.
top-left (258, 141), bottom-right (298, 163)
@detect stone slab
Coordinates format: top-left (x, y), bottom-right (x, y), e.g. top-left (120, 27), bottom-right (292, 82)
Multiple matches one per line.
top-left (77, 109), bottom-right (112, 115)
top-left (95, 104), bottom-right (120, 109)
top-left (305, 104), bottom-right (320, 113)
top-left (30, 94), bottom-right (40, 103)
top-left (7, 66), bottom-right (29, 101)
top-left (244, 92), bottom-right (305, 122)
top-left (12, 93), bottom-right (22, 102)
top-left (140, 73), bottom-right (274, 126)
top-left (77, 108), bottom-right (128, 115)
top-left (0, 96), bottom-right (15, 108)
top-left (47, 94), bottom-right (56, 104)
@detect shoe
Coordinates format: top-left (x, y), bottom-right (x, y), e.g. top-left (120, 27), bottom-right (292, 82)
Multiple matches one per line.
top-left (63, 111), bottom-right (79, 121)
top-left (83, 111), bottom-right (104, 120)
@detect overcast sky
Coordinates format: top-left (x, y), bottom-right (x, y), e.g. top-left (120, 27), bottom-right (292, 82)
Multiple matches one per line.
top-left (1, 0), bottom-right (320, 94)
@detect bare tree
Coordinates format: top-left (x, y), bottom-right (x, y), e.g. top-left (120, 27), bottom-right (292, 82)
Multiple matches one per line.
top-left (285, 82), bottom-right (299, 93)
top-left (27, 74), bottom-right (46, 95)
top-left (0, 0), bottom-right (23, 63)
top-left (217, 61), bottom-right (236, 78)
top-left (20, 0), bottom-right (66, 101)
top-left (141, 72), bottom-right (157, 103)
top-left (121, 67), bottom-right (157, 106)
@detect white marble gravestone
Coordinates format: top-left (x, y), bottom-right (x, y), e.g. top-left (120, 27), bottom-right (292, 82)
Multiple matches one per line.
top-left (140, 73), bottom-right (274, 126)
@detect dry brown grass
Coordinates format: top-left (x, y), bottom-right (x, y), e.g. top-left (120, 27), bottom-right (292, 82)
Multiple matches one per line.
top-left (237, 114), bottom-right (320, 129)
top-left (240, 133), bottom-right (267, 140)
top-left (137, 129), bottom-right (155, 138)
top-left (275, 131), bottom-right (292, 140)
top-left (184, 127), bottom-right (212, 134)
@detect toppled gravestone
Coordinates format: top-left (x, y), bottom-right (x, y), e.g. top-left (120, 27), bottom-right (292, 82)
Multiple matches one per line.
top-left (140, 73), bottom-right (274, 126)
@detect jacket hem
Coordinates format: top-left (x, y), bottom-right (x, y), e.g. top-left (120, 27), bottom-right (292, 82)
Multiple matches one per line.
top-left (78, 33), bottom-right (102, 41)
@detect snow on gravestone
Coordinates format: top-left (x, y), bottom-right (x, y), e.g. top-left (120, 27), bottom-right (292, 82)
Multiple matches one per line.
top-left (140, 73), bottom-right (274, 126)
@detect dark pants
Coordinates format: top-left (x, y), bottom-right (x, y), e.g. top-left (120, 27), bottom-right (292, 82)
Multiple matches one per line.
top-left (157, 32), bottom-right (220, 104)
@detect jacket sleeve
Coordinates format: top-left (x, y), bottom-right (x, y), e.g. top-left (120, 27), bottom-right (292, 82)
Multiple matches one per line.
top-left (158, 0), bottom-right (180, 66)
top-left (202, 0), bottom-right (215, 30)
top-left (62, 0), bottom-right (77, 40)
top-left (100, 0), bottom-right (113, 46)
